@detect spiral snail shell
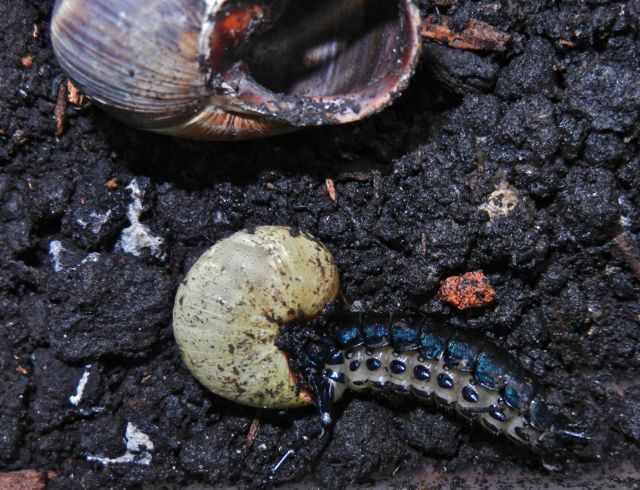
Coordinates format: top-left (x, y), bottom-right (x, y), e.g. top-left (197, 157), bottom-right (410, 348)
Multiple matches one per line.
top-left (51, 0), bottom-right (422, 140)
top-left (173, 226), bottom-right (339, 408)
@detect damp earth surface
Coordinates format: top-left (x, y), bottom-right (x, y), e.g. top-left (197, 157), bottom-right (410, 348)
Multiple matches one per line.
top-left (1, 0), bottom-right (639, 489)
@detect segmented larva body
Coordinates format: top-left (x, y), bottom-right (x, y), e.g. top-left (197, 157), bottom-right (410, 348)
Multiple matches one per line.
top-left (294, 313), bottom-right (557, 450)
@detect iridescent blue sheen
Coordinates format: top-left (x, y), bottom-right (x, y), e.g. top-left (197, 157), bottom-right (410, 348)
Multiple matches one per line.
top-left (445, 337), bottom-right (477, 371)
top-left (529, 398), bottom-right (552, 430)
top-left (418, 327), bottom-right (447, 359)
top-left (390, 323), bottom-right (418, 350)
top-left (336, 326), bottom-right (363, 349)
top-left (362, 323), bottom-right (389, 348)
top-left (437, 373), bottom-right (454, 389)
top-left (366, 358), bottom-right (382, 370)
top-left (462, 385), bottom-right (479, 403)
top-left (490, 409), bottom-right (507, 422)
top-left (503, 384), bottom-right (520, 408)
top-left (327, 349), bottom-right (344, 365)
top-left (413, 364), bottom-right (430, 381)
top-left (390, 360), bottom-right (406, 374)
top-left (503, 376), bottom-right (535, 410)
top-left (474, 352), bottom-right (508, 389)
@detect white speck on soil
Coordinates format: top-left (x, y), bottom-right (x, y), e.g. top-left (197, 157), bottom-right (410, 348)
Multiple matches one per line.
top-left (76, 210), bottom-right (112, 234)
top-left (69, 365), bottom-right (92, 406)
top-left (116, 179), bottom-right (165, 259)
top-left (86, 422), bottom-right (154, 466)
top-left (49, 240), bottom-right (100, 272)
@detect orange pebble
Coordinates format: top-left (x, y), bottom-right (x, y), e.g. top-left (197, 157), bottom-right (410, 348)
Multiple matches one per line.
top-left (439, 271), bottom-right (495, 310)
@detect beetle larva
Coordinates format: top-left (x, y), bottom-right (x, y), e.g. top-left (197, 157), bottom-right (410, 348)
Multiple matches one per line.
top-left (173, 226), bottom-right (339, 408)
top-left (51, 0), bottom-right (422, 140)
top-left (286, 311), bottom-right (590, 451)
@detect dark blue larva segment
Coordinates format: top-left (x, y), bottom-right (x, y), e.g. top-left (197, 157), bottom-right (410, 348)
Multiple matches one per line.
top-left (390, 322), bottom-right (418, 351)
top-left (474, 346), bottom-right (537, 412)
top-left (335, 326), bottom-right (363, 349)
top-left (529, 397), bottom-right (553, 431)
top-left (474, 350), bottom-right (509, 389)
top-left (361, 321), bottom-right (389, 349)
top-left (418, 325), bottom-right (448, 359)
top-left (445, 331), bottom-right (483, 371)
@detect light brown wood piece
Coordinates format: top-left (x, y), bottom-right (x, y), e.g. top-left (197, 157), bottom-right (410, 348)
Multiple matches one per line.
top-left (54, 83), bottom-right (67, 137)
top-left (421, 15), bottom-right (512, 52)
top-left (0, 470), bottom-right (46, 490)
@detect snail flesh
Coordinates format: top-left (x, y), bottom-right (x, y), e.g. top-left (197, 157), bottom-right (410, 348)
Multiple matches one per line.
top-left (51, 0), bottom-right (422, 140)
top-left (173, 226), bottom-right (339, 408)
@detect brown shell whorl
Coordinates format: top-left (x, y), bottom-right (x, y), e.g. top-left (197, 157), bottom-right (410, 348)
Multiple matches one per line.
top-left (51, 0), bottom-right (422, 140)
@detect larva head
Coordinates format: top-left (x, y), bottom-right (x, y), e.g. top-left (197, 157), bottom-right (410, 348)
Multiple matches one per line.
top-left (50, 0), bottom-right (422, 140)
top-left (173, 226), bottom-right (339, 409)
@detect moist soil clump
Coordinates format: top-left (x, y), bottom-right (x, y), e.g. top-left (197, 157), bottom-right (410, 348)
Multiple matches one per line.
top-left (1, 1), bottom-right (639, 489)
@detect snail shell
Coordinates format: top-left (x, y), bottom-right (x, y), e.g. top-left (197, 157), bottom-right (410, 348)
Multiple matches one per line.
top-left (51, 0), bottom-right (422, 140)
top-left (173, 226), bottom-right (339, 408)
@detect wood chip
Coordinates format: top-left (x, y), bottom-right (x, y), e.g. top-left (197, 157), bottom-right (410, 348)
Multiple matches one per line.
top-left (0, 470), bottom-right (46, 490)
top-left (558, 39), bottom-right (575, 48)
top-left (613, 232), bottom-right (640, 281)
top-left (421, 15), bottom-right (512, 52)
top-left (54, 83), bottom-right (68, 137)
top-left (325, 178), bottom-right (337, 202)
top-left (20, 56), bottom-right (34, 68)
top-left (244, 416), bottom-right (260, 454)
top-left (66, 80), bottom-right (84, 106)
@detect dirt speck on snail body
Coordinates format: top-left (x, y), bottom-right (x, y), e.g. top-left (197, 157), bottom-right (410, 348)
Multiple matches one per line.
top-left (172, 226), bottom-right (339, 408)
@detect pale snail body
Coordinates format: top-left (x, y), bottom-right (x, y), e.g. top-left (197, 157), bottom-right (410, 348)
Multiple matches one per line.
top-left (173, 226), bottom-right (339, 408)
top-left (51, 0), bottom-right (423, 140)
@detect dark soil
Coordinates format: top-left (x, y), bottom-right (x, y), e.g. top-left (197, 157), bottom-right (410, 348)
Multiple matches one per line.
top-left (1, 0), bottom-right (639, 489)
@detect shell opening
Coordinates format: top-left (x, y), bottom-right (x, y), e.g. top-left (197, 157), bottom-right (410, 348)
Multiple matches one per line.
top-left (209, 0), bottom-right (421, 126)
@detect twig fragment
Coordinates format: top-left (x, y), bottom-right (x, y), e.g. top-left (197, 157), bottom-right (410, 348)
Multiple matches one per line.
top-left (325, 178), bottom-right (337, 202)
top-left (67, 79), bottom-right (84, 106)
top-left (613, 232), bottom-right (640, 281)
top-left (0, 470), bottom-right (48, 490)
top-left (244, 415), bottom-right (261, 454)
top-left (421, 15), bottom-right (512, 52)
top-left (54, 82), bottom-right (68, 137)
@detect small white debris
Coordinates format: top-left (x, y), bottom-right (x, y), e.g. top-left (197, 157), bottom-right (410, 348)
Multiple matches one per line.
top-left (49, 240), bottom-right (100, 273)
top-left (213, 210), bottom-right (225, 223)
top-left (69, 365), bottom-right (92, 406)
top-left (350, 300), bottom-right (364, 312)
top-left (479, 181), bottom-right (519, 223)
top-left (80, 253), bottom-right (100, 266)
top-left (76, 210), bottom-right (112, 234)
top-left (87, 422), bottom-right (154, 466)
top-left (116, 180), bottom-right (165, 259)
top-left (49, 240), bottom-right (65, 272)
